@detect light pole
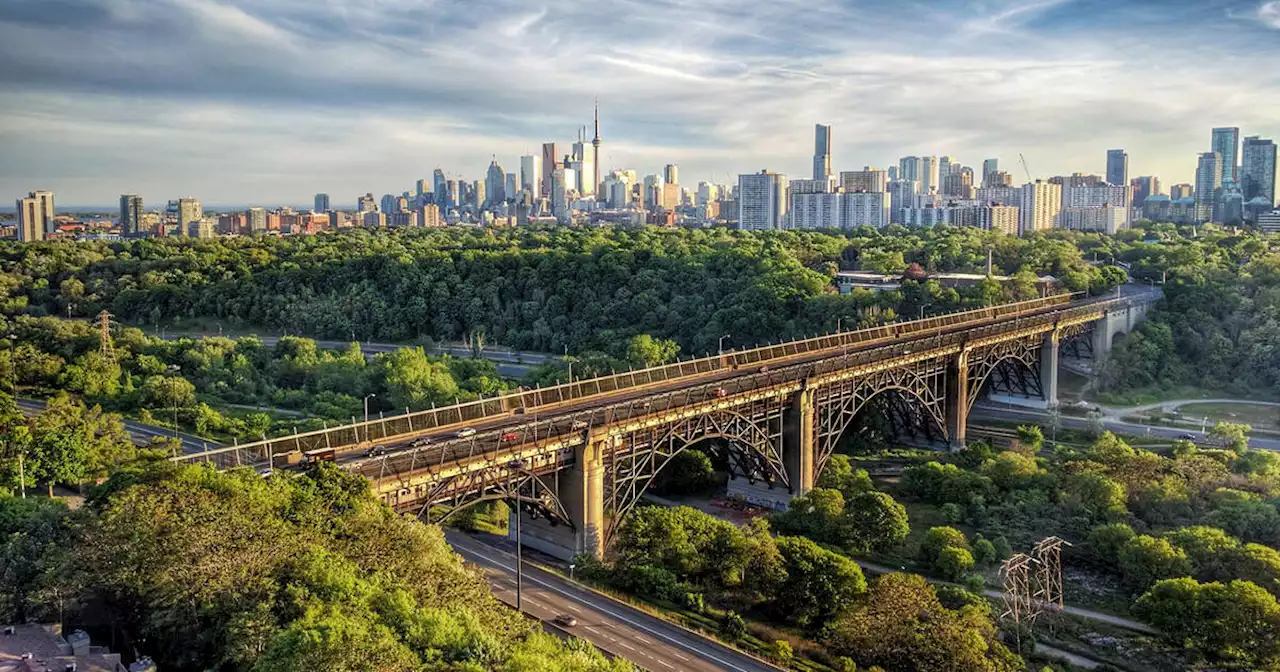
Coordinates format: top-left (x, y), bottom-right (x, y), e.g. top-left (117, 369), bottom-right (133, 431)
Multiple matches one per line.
top-left (166, 365), bottom-right (181, 440)
top-left (564, 345), bottom-right (572, 384)
top-left (718, 334), bottom-right (730, 356)
top-left (507, 458), bottom-right (526, 611)
top-left (364, 394), bottom-right (377, 444)
top-left (4, 333), bottom-right (15, 394)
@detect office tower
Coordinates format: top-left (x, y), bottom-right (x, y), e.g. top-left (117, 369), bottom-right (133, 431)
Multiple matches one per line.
top-left (551, 167), bottom-right (573, 223)
top-left (244, 208), bottom-right (265, 235)
top-left (664, 164), bottom-right (679, 187)
top-left (919, 156), bottom-right (940, 194)
top-left (520, 155), bottom-right (542, 200)
top-left (15, 194), bottom-right (45, 241)
top-left (1171, 183), bottom-right (1194, 201)
top-left (471, 180), bottom-right (486, 208)
top-left (1195, 152), bottom-right (1223, 221)
top-left (591, 101), bottom-right (602, 199)
top-left (541, 143), bottom-right (561, 197)
top-left (445, 181), bottom-right (459, 209)
top-left (485, 158), bottom-right (506, 205)
top-left (839, 168), bottom-right (887, 193)
top-left (175, 197), bottom-right (202, 237)
top-left (604, 171), bottom-right (634, 209)
top-left (938, 157), bottom-right (955, 186)
top-left (570, 127), bottom-right (594, 196)
top-left (813, 124), bottom-right (832, 181)
top-left (1242, 136), bottom-right (1277, 206)
top-left (643, 174), bottom-right (664, 209)
top-left (943, 170), bottom-right (975, 199)
top-left (119, 194), bottom-right (143, 235)
top-left (898, 157), bottom-right (920, 183)
top-left (1212, 127), bottom-right (1240, 185)
top-left (887, 180), bottom-right (919, 224)
top-left (433, 170), bottom-right (447, 204)
top-left (1130, 177), bottom-right (1159, 207)
top-left (738, 170), bottom-right (789, 231)
top-left (696, 182), bottom-right (720, 206)
top-left (357, 193), bottom-right (376, 212)
top-left (415, 179), bottom-right (429, 197)
top-left (505, 173), bottom-right (519, 203)
top-left (982, 159), bottom-right (998, 184)
top-left (1106, 149), bottom-right (1129, 186)
top-left (1019, 181), bottom-right (1062, 234)
top-left (380, 194), bottom-right (396, 214)
top-left (314, 193), bottom-right (330, 212)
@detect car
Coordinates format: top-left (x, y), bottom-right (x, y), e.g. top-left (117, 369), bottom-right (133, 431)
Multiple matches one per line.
top-left (571, 419), bottom-right (589, 430)
top-left (410, 437), bottom-right (431, 448)
top-left (456, 427), bottom-right (477, 438)
top-left (1178, 433), bottom-right (1197, 441)
top-left (257, 467), bottom-right (273, 479)
top-left (759, 365), bottom-right (770, 373)
top-left (500, 431), bottom-right (521, 442)
top-left (713, 387), bottom-right (728, 398)
top-left (552, 614), bottom-right (577, 628)
top-left (365, 444), bottom-right (389, 457)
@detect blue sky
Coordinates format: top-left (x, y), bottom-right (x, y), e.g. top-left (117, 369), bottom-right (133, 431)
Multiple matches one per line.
top-left (2, 0), bottom-right (1279, 206)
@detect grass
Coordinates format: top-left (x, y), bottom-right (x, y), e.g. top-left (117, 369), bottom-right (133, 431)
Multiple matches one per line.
top-left (1177, 401), bottom-right (1280, 430)
top-left (1095, 385), bottom-right (1277, 407)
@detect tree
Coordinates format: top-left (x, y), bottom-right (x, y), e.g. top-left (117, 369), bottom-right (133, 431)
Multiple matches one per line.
top-left (980, 451), bottom-right (1046, 491)
top-left (1209, 421), bottom-right (1251, 453)
top-left (824, 573), bottom-right (1022, 672)
top-left (142, 374), bottom-right (196, 410)
top-left (620, 334), bottom-right (680, 368)
top-left (936, 546), bottom-right (975, 581)
top-left (818, 454), bottom-right (875, 499)
top-left (1013, 425), bottom-right (1044, 453)
top-left (1087, 523), bottom-right (1135, 564)
top-left (1135, 578), bottom-right (1280, 668)
top-left (845, 491), bottom-right (910, 555)
top-left (773, 488), bottom-right (848, 543)
top-left (655, 450), bottom-right (714, 495)
top-left (1117, 535), bottom-right (1193, 591)
top-left (920, 526), bottom-right (970, 566)
top-left (376, 347), bottom-right (460, 410)
top-left (769, 536), bottom-right (867, 629)
top-left (972, 537), bottom-right (998, 566)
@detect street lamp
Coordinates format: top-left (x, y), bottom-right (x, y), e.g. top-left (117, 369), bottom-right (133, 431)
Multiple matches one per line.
top-left (506, 458), bottom-right (527, 611)
top-left (166, 365), bottom-right (181, 441)
top-left (363, 394), bottom-right (377, 444)
top-left (718, 334), bottom-right (730, 356)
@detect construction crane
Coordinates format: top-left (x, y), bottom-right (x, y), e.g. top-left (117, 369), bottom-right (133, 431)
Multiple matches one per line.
top-left (1019, 153), bottom-right (1035, 183)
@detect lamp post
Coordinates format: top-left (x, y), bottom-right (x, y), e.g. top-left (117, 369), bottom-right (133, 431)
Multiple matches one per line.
top-left (4, 333), bottom-right (16, 394)
top-left (507, 458), bottom-right (527, 611)
top-left (363, 393), bottom-right (377, 444)
top-left (166, 365), bottom-right (181, 440)
top-left (718, 334), bottom-right (730, 356)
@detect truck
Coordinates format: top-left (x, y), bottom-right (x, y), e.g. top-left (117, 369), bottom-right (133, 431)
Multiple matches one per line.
top-left (302, 447), bottom-right (337, 465)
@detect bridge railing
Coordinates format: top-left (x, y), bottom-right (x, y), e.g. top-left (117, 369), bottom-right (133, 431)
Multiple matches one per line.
top-left (173, 293), bottom-right (1096, 470)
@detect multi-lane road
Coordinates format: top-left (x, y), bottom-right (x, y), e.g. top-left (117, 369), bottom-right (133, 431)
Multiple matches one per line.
top-left (16, 398), bottom-right (221, 454)
top-left (446, 531), bottom-right (783, 672)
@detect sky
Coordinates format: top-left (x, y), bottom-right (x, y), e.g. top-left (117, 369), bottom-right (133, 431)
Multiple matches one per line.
top-left (2, 0), bottom-right (1280, 207)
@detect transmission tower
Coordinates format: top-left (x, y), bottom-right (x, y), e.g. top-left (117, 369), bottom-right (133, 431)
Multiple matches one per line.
top-left (97, 311), bottom-right (116, 363)
top-left (1032, 536), bottom-right (1071, 612)
top-left (1000, 553), bottom-right (1038, 653)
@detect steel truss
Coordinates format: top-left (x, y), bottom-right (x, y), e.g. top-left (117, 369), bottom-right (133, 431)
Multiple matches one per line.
top-left (814, 358), bottom-right (949, 473)
top-left (967, 335), bottom-right (1045, 410)
top-left (409, 448), bottom-right (576, 529)
top-left (1059, 322), bottom-right (1095, 360)
top-left (603, 397), bottom-right (788, 542)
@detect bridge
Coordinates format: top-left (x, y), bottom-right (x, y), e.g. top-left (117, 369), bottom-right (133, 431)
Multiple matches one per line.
top-left (175, 289), bottom-right (1156, 560)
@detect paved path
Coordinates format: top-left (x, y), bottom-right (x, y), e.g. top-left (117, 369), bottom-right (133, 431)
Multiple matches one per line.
top-left (1099, 397), bottom-right (1280, 420)
top-left (17, 398), bottom-right (222, 455)
top-left (445, 531), bottom-right (784, 672)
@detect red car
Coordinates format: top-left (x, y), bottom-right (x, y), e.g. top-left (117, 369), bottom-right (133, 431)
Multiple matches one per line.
top-left (500, 431), bottom-right (521, 442)
top-left (713, 387), bottom-right (728, 398)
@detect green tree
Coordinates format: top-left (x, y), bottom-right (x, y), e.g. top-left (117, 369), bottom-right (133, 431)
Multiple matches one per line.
top-left (845, 491), bottom-right (910, 554)
top-left (920, 526), bottom-right (970, 566)
top-left (1013, 425), bottom-right (1044, 453)
top-left (936, 546), bottom-right (976, 581)
top-left (376, 347), bottom-right (461, 410)
top-left (620, 334), bottom-right (680, 368)
top-left (769, 535), bottom-right (867, 629)
top-left (1135, 578), bottom-right (1280, 668)
top-left (655, 450), bottom-right (714, 495)
top-left (1087, 522), bottom-right (1136, 564)
top-left (1209, 421), bottom-right (1251, 453)
top-left (818, 454), bottom-right (875, 499)
top-left (1117, 535), bottom-right (1194, 591)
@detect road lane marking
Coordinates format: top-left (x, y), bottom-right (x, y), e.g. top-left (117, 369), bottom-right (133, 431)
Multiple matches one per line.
top-left (449, 537), bottom-right (771, 672)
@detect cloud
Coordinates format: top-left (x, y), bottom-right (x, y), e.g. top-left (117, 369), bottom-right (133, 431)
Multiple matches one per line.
top-left (1, 0), bottom-right (1279, 204)
top-left (1260, 1), bottom-right (1280, 28)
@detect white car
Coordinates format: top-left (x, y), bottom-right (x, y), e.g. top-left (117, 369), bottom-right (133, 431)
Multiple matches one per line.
top-left (571, 420), bottom-right (589, 430)
top-left (456, 427), bottom-right (477, 438)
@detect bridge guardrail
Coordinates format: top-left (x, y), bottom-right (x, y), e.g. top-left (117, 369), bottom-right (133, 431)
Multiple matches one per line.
top-left (174, 292), bottom-right (1128, 470)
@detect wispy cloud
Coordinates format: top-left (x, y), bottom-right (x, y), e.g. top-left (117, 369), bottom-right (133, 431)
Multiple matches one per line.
top-left (1, 0), bottom-right (1278, 204)
top-left (1259, 1), bottom-right (1280, 28)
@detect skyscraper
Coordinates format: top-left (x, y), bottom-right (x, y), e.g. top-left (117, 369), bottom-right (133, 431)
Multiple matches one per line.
top-left (1170, 183), bottom-right (1194, 201)
top-left (1130, 177), bottom-right (1160, 207)
top-left (358, 193), bottom-right (376, 212)
top-left (520, 155), bottom-right (542, 200)
top-left (898, 157), bottom-right (921, 183)
top-left (120, 194), bottom-right (143, 235)
top-left (15, 193), bottom-right (45, 242)
top-left (1195, 152), bottom-right (1223, 221)
top-left (380, 194), bottom-right (397, 214)
top-left (415, 179), bottom-right (429, 197)
top-left (1019, 181), bottom-right (1062, 234)
top-left (813, 124), bottom-right (832, 181)
top-left (919, 156), bottom-right (940, 194)
top-left (592, 101), bottom-right (602, 199)
top-left (1212, 127), bottom-right (1240, 185)
top-left (1242, 136), bottom-right (1277, 206)
top-left (505, 174), bottom-right (519, 205)
top-left (738, 170), bottom-right (789, 231)
top-left (485, 158), bottom-right (506, 205)
top-left (247, 207), bottom-right (267, 235)
top-left (433, 170), bottom-right (447, 204)
top-left (839, 168), bottom-right (887, 193)
top-left (664, 164), bottom-right (679, 187)
top-left (982, 159), bottom-right (998, 184)
top-left (176, 197), bottom-right (202, 238)
top-left (1106, 149), bottom-right (1128, 187)
top-left (541, 143), bottom-right (561, 198)
top-left (314, 193), bottom-right (330, 212)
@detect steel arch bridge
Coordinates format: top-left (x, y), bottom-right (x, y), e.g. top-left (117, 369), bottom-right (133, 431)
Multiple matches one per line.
top-left (174, 291), bottom-right (1157, 559)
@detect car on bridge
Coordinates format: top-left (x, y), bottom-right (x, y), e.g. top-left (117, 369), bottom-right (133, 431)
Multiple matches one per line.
top-left (456, 427), bottom-right (477, 438)
top-left (411, 437), bottom-right (431, 448)
top-left (365, 444), bottom-right (388, 457)
top-left (1178, 433), bottom-right (1198, 441)
top-left (500, 431), bottom-right (521, 442)
top-left (713, 387), bottom-right (728, 398)
top-left (571, 419), bottom-right (589, 430)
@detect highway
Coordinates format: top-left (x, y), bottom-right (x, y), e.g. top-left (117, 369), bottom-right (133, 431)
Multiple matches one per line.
top-left (16, 398), bottom-right (222, 454)
top-left (161, 332), bottom-right (547, 378)
top-left (972, 401), bottom-right (1280, 451)
top-left (445, 531), bottom-right (783, 672)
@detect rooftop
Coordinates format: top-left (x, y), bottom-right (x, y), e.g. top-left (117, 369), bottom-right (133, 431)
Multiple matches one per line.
top-left (0, 625), bottom-right (125, 672)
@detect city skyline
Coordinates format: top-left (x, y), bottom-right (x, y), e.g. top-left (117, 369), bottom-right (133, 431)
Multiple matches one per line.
top-left (3, 0), bottom-right (1280, 205)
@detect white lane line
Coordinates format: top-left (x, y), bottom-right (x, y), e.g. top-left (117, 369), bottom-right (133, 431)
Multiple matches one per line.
top-left (450, 539), bottom-right (769, 672)
top-left (619, 642), bottom-right (636, 652)
top-left (657, 660), bottom-right (675, 669)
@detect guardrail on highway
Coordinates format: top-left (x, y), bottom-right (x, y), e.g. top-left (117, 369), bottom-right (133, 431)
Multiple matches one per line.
top-left (172, 292), bottom-right (1142, 470)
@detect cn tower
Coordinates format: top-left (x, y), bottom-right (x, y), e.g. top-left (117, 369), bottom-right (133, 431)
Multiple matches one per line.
top-left (592, 99), bottom-right (602, 197)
